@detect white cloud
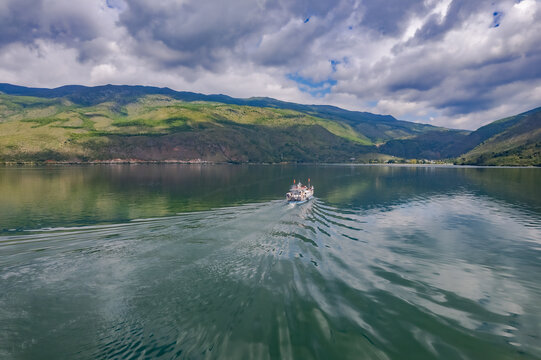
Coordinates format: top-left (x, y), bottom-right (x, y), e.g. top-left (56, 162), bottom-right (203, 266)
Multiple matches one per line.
top-left (0, 0), bottom-right (540, 130)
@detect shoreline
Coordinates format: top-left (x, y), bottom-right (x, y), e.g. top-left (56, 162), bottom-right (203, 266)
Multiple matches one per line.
top-left (1, 160), bottom-right (539, 168)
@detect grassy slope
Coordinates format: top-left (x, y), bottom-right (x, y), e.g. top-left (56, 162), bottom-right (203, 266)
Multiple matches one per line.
top-left (0, 94), bottom-right (375, 163)
top-left (1, 84), bottom-right (539, 165)
top-left (456, 108), bottom-right (541, 166)
top-left (378, 129), bottom-right (473, 160)
top-left (0, 83), bottom-right (440, 143)
top-left (377, 108), bottom-right (541, 165)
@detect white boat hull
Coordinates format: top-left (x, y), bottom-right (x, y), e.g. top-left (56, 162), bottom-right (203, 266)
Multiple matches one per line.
top-left (287, 195), bottom-right (313, 204)
top-left (286, 183), bottom-right (314, 203)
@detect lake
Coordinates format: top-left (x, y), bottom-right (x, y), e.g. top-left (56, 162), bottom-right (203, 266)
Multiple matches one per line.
top-left (1, 164), bottom-right (540, 359)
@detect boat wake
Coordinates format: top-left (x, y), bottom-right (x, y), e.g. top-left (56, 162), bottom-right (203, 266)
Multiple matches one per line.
top-left (1, 195), bottom-right (541, 359)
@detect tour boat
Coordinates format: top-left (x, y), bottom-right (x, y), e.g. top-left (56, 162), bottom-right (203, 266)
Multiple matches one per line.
top-left (286, 179), bottom-right (314, 203)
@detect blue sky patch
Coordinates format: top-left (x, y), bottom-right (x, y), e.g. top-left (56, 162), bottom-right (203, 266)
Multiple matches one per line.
top-left (330, 60), bottom-right (340, 72)
top-left (366, 100), bottom-right (378, 107)
top-left (492, 11), bottom-right (502, 27)
top-left (287, 73), bottom-right (337, 97)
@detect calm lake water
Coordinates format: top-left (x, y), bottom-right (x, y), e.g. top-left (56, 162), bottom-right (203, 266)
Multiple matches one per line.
top-left (1, 164), bottom-right (540, 359)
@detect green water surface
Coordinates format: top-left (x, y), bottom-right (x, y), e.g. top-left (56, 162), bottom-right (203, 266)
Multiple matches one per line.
top-left (1, 165), bottom-right (540, 359)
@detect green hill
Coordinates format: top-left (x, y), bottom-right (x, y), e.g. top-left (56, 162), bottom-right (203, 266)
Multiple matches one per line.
top-left (0, 83), bottom-right (439, 140)
top-left (378, 129), bottom-right (473, 160)
top-left (378, 108), bottom-right (541, 166)
top-left (0, 83), bottom-right (539, 165)
top-left (456, 108), bottom-right (541, 166)
top-left (0, 84), bottom-right (440, 163)
top-left (0, 93), bottom-right (370, 163)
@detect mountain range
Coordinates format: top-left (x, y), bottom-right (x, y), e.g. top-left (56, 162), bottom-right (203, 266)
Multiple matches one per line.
top-left (0, 83), bottom-right (539, 165)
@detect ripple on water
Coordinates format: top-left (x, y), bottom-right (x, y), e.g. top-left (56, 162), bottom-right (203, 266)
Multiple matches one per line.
top-left (1, 195), bottom-right (541, 359)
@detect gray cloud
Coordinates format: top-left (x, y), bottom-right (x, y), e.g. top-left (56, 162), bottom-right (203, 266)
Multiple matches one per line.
top-left (118, 0), bottom-right (276, 69)
top-left (0, 0), bottom-right (105, 46)
top-left (0, 0), bottom-right (540, 130)
top-left (0, 0), bottom-right (44, 46)
top-left (411, 0), bottom-right (493, 42)
top-left (359, 0), bottom-right (429, 36)
top-left (117, 0), bottom-right (353, 70)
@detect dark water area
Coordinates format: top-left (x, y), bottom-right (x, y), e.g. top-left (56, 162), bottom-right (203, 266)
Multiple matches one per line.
top-left (1, 165), bottom-right (540, 359)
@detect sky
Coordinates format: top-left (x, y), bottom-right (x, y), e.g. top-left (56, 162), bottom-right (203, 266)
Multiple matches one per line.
top-left (0, 0), bottom-right (540, 130)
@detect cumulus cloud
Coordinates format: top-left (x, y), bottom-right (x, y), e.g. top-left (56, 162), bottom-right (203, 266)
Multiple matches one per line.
top-left (0, 0), bottom-right (540, 129)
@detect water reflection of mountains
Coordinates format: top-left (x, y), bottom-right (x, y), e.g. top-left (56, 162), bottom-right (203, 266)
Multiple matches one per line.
top-left (319, 166), bottom-right (541, 213)
top-left (1, 165), bottom-right (539, 231)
